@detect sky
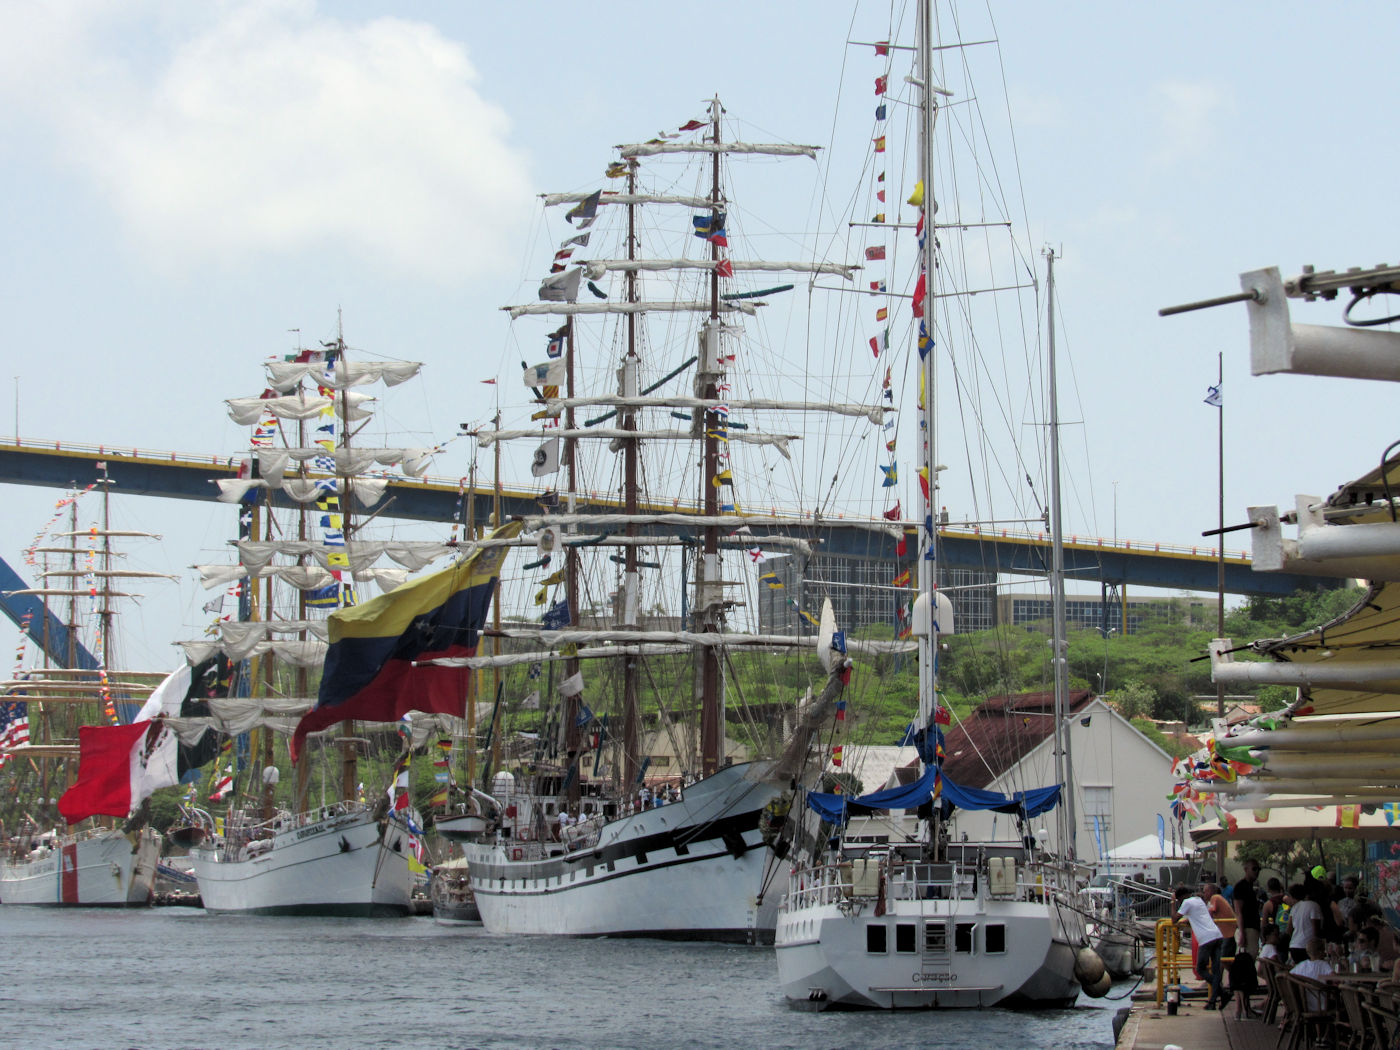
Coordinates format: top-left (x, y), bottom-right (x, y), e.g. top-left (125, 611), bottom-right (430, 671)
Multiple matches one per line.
top-left (1, 0), bottom-right (1397, 671)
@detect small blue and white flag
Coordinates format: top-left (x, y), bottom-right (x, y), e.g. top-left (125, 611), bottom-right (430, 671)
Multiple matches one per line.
top-left (1203, 383), bottom-right (1222, 408)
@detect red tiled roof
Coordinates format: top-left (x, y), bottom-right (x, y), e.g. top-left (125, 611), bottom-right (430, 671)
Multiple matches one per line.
top-left (938, 689), bottom-right (1097, 790)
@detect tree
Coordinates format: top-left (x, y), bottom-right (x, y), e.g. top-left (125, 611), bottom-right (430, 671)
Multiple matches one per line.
top-left (1108, 680), bottom-right (1156, 721)
top-left (1236, 838), bottom-right (1362, 887)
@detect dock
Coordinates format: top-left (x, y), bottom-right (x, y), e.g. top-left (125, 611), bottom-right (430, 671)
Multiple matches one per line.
top-left (1117, 992), bottom-right (1277, 1050)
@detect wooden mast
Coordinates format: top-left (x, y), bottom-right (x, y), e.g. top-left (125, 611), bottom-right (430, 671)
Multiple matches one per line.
top-left (332, 317), bottom-right (359, 803)
top-left (698, 96), bottom-right (724, 777)
top-left (621, 158), bottom-right (642, 793)
top-left (488, 410), bottom-right (504, 787)
top-left (563, 318), bottom-right (582, 811)
top-left (464, 456), bottom-right (478, 794)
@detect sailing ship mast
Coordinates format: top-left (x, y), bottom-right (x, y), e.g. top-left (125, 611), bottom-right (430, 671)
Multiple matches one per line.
top-left (914, 0), bottom-right (944, 861)
top-left (562, 318), bottom-right (582, 809)
top-left (698, 96), bottom-right (725, 777)
top-left (621, 157), bottom-right (642, 794)
top-left (1045, 248), bottom-right (1076, 858)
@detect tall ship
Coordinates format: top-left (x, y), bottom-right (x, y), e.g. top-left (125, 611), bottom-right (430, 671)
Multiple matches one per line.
top-left (164, 330), bottom-right (491, 915)
top-left (773, 0), bottom-right (1100, 1008)
top-left (455, 98), bottom-right (886, 943)
top-left (0, 471), bottom-right (169, 905)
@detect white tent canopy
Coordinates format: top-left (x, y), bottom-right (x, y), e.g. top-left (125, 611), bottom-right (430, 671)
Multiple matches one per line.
top-left (1105, 832), bottom-right (1197, 861)
top-left (1190, 804), bottom-right (1400, 845)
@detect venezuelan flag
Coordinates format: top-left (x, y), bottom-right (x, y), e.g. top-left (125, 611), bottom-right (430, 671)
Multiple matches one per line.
top-left (290, 520), bottom-right (523, 761)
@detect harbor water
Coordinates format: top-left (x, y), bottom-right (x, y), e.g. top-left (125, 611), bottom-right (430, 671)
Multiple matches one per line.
top-left (1, 908), bottom-right (1123, 1049)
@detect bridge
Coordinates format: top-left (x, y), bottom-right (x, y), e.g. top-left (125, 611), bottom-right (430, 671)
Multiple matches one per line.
top-left (0, 436), bottom-right (1317, 603)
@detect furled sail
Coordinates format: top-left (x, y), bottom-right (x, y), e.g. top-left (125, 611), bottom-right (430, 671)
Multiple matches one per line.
top-left (226, 391), bottom-right (375, 425)
top-left (545, 395), bottom-right (891, 426)
top-left (214, 477), bottom-right (389, 507)
top-left (256, 447), bottom-right (435, 480)
top-left (233, 540), bottom-right (453, 575)
top-left (507, 300), bottom-right (759, 320)
top-left (618, 141), bottom-right (818, 160)
top-left (541, 191), bottom-right (714, 209)
top-left (264, 359), bottom-right (422, 392)
top-left (477, 427), bottom-right (796, 453)
top-left (581, 258), bottom-right (856, 281)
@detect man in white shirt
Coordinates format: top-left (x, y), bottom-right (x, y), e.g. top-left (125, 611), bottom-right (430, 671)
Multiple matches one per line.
top-left (1175, 884), bottom-right (1229, 1009)
top-left (1290, 937), bottom-right (1335, 1010)
top-left (1288, 882), bottom-right (1323, 965)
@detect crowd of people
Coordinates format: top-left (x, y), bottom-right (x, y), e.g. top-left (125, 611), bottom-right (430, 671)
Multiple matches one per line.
top-left (1172, 861), bottom-right (1400, 1017)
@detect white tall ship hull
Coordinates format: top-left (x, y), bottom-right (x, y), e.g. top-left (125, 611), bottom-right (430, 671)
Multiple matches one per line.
top-left (466, 763), bottom-right (783, 943)
top-left (775, 852), bottom-right (1085, 1009)
top-left (189, 807), bottom-right (413, 917)
top-left (0, 828), bottom-right (161, 907)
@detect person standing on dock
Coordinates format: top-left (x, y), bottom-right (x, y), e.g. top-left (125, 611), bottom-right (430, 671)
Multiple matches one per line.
top-left (1175, 884), bottom-right (1230, 1010)
top-left (1287, 882), bottom-right (1323, 964)
top-left (1233, 860), bottom-right (1262, 955)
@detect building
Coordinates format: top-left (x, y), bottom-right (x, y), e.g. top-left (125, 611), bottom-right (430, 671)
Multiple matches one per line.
top-left (999, 592), bottom-right (1219, 636)
top-left (938, 690), bottom-right (1177, 861)
top-left (756, 553), bottom-right (997, 636)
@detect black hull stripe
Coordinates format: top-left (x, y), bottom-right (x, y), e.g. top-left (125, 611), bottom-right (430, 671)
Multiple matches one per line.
top-left (475, 837), bottom-right (759, 895)
top-left (477, 802), bottom-right (769, 882)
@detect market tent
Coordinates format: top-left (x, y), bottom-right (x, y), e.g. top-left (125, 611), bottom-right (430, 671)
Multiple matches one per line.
top-left (1190, 804), bottom-right (1400, 845)
top-left (1105, 832), bottom-right (1196, 860)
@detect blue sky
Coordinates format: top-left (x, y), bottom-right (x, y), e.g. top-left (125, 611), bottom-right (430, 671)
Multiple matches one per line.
top-left (1, 1), bottom-right (1396, 669)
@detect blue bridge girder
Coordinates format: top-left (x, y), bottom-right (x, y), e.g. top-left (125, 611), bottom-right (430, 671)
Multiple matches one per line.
top-left (0, 556), bottom-right (102, 671)
top-left (0, 438), bottom-right (1321, 597)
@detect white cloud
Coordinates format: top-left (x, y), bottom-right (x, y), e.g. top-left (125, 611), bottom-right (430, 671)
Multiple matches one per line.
top-left (0, 1), bottom-right (535, 282)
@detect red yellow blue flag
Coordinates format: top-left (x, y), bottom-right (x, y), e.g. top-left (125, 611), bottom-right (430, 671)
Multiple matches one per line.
top-left (290, 520), bottom-right (523, 761)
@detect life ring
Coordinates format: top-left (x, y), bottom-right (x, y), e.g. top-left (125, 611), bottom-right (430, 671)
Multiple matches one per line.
top-left (511, 847), bottom-right (523, 861)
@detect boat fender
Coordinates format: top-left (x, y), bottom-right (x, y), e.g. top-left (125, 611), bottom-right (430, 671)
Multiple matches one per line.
top-left (1083, 971), bottom-right (1112, 998)
top-left (1074, 946), bottom-right (1106, 986)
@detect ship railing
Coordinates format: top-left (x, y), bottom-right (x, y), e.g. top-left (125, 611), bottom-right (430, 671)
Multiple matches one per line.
top-left (562, 819), bottom-right (603, 853)
top-left (885, 861), bottom-right (980, 902)
top-left (783, 860), bottom-right (858, 910)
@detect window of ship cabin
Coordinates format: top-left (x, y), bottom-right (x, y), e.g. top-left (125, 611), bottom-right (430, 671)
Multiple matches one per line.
top-left (955, 922), bottom-right (975, 954)
top-left (866, 924), bottom-right (888, 953)
top-left (985, 924), bottom-right (1007, 953)
top-left (896, 923), bottom-right (917, 953)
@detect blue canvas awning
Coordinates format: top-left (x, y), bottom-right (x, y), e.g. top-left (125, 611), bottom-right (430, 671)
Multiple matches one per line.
top-left (806, 765), bottom-right (1061, 824)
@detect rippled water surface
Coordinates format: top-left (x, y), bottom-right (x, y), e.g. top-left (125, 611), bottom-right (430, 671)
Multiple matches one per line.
top-left (0, 908), bottom-right (1124, 1049)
